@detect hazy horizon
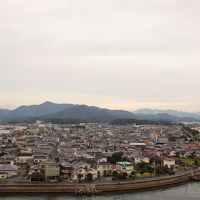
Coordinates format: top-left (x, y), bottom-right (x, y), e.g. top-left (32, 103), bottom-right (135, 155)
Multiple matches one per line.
top-left (1, 0), bottom-right (200, 112)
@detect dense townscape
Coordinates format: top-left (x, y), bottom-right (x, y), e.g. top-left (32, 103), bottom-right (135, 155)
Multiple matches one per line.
top-left (0, 122), bottom-right (200, 183)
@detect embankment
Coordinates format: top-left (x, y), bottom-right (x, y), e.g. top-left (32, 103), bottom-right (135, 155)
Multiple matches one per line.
top-left (0, 169), bottom-right (200, 194)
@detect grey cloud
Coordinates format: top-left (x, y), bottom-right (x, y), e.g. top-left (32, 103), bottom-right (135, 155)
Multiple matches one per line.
top-left (0, 0), bottom-right (200, 111)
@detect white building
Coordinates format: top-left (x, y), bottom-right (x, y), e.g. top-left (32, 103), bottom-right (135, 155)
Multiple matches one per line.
top-left (97, 162), bottom-right (111, 177)
top-left (134, 156), bottom-right (150, 164)
top-left (163, 158), bottom-right (175, 168)
top-left (116, 161), bottom-right (134, 176)
top-left (71, 162), bottom-right (98, 182)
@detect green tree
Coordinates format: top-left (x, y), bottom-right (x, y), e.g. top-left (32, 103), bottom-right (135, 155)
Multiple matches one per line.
top-left (156, 166), bottom-right (169, 175)
top-left (112, 171), bottom-right (128, 180)
top-left (135, 162), bottom-right (154, 174)
top-left (108, 152), bottom-right (124, 164)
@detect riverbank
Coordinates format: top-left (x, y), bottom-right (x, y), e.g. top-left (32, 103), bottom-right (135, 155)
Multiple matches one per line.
top-left (0, 169), bottom-right (200, 194)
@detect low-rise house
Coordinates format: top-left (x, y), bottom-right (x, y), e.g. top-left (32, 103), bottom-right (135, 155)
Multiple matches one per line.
top-left (183, 151), bottom-right (192, 158)
top-left (44, 163), bottom-right (60, 182)
top-left (33, 155), bottom-right (48, 163)
top-left (134, 156), bottom-right (150, 164)
top-left (81, 153), bottom-right (95, 163)
top-left (15, 155), bottom-right (33, 164)
top-left (0, 172), bottom-right (7, 181)
top-left (157, 137), bottom-right (169, 144)
top-left (20, 146), bottom-right (34, 154)
top-left (97, 157), bottom-right (108, 163)
top-left (71, 165), bottom-right (86, 182)
top-left (85, 167), bottom-right (98, 181)
top-left (0, 158), bottom-right (15, 166)
top-left (71, 162), bottom-right (98, 182)
top-left (116, 161), bottom-right (134, 176)
top-left (35, 144), bottom-right (53, 156)
top-left (169, 151), bottom-right (176, 157)
top-left (163, 158), bottom-right (175, 168)
top-left (60, 161), bottom-right (72, 179)
top-left (29, 165), bottom-right (45, 182)
top-left (2, 145), bottom-right (18, 155)
top-left (194, 151), bottom-right (200, 158)
top-left (0, 164), bottom-right (18, 178)
top-left (97, 162), bottom-right (111, 177)
top-left (87, 148), bottom-right (102, 157)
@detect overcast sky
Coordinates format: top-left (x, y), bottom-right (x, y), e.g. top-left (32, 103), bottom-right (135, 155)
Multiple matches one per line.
top-left (0, 0), bottom-right (200, 111)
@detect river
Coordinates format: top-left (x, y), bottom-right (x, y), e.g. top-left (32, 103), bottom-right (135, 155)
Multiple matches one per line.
top-left (0, 182), bottom-right (199, 200)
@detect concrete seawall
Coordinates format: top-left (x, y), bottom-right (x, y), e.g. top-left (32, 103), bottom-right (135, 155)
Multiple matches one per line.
top-left (0, 169), bottom-right (199, 194)
top-left (96, 173), bottom-right (190, 192)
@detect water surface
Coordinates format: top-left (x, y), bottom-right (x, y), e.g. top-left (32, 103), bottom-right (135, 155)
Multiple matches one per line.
top-left (0, 182), bottom-right (199, 200)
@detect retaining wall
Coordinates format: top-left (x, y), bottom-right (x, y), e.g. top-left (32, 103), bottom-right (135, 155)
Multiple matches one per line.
top-left (0, 169), bottom-right (199, 194)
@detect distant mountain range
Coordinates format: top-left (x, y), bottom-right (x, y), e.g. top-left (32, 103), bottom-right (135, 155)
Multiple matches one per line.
top-left (0, 102), bottom-right (199, 123)
top-left (133, 108), bottom-right (200, 119)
